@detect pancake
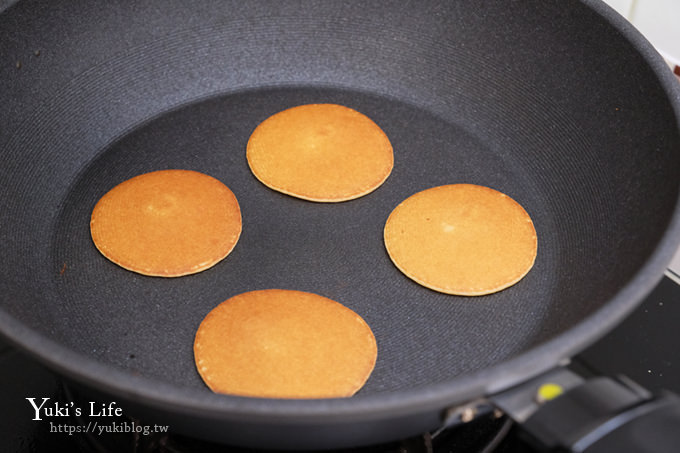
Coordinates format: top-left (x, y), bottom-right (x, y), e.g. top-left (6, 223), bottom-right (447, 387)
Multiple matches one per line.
top-left (90, 169), bottom-right (241, 277)
top-left (193, 289), bottom-right (377, 398)
top-left (246, 103), bottom-right (393, 202)
top-left (383, 184), bottom-right (537, 296)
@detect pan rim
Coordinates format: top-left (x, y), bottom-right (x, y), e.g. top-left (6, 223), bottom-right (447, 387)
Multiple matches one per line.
top-left (0, 0), bottom-right (679, 432)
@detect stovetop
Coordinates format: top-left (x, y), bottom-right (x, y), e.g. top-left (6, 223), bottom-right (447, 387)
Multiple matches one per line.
top-left (1, 275), bottom-right (679, 453)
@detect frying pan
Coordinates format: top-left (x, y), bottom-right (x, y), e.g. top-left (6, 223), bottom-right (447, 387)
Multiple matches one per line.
top-left (1, 0), bottom-right (679, 449)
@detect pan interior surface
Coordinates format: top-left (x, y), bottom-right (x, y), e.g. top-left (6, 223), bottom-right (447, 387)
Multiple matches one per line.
top-left (49, 86), bottom-right (558, 395)
top-left (37, 75), bottom-right (678, 396)
top-left (0, 0), bottom-right (679, 443)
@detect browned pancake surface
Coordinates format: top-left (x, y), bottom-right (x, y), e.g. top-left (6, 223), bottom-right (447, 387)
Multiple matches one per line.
top-left (194, 289), bottom-right (377, 398)
top-left (90, 169), bottom-right (241, 277)
top-left (384, 184), bottom-right (537, 295)
top-left (246, 103), bottom-right (393, 202)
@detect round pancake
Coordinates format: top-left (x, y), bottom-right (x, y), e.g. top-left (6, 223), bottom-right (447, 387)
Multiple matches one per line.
top-left (383, 184), bottom-right (537, 296)
top-left (193, 289), bottom-right (377, 399)
top-left (90, 169), bottom-right (241, 277)
top-left (246, 103), bottom-right (394, 202)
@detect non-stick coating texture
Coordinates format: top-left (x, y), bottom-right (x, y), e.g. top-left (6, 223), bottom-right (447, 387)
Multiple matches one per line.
top-left (1, 0), bottom-right (679, 448)
top-left (52, 87), bottom-right (555, 393)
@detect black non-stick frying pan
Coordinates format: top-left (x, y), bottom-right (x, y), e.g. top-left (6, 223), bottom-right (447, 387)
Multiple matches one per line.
top-left (1, 0), bottom-right (680, 450)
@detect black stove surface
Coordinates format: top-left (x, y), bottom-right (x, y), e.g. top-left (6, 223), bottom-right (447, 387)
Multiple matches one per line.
top-left (2, 276), bottom-right (678, 453)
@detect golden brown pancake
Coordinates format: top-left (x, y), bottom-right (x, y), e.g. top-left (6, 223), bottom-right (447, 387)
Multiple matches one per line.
top-left (193, 289), bottom-right (377, 398)
top-left (90, 169), bottom-right (241, 277)
top-left (246, 103), bottom-right (393, 202)
top-left (383, 184), bottom-right (537, 295)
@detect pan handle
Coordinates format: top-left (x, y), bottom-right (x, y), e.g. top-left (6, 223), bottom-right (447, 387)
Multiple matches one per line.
top-left (491, 368), bottom-right (680, 452)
